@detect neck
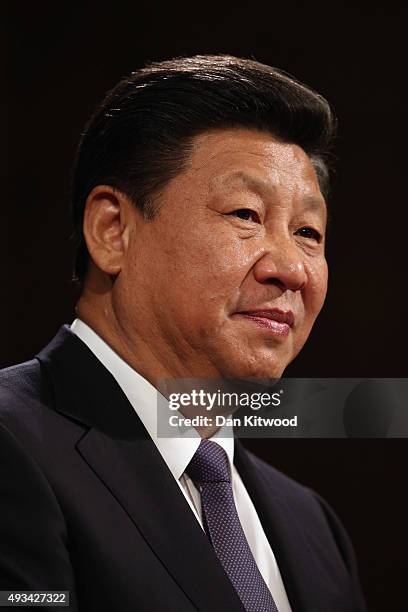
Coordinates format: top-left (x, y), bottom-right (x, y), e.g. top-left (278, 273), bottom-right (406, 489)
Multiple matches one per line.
top-left (76, 299), bottom-right (226, 440)
top-left (76, 271), bottom-right (232, 439)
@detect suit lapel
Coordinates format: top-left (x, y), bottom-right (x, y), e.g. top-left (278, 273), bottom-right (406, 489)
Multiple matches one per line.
top-left (37, 326), bottom-right (244, 612)
top-left (234, 441), bottom-right (335, 612)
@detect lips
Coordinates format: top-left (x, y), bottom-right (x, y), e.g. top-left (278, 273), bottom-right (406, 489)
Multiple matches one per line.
top-left (237, 309), bottom-right (294, 326)
top-left (234, 308), bottom-right (294, 336)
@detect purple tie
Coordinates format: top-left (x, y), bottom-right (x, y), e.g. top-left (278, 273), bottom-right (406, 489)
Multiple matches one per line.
top-left (186, 439), bottom-right (279, 612)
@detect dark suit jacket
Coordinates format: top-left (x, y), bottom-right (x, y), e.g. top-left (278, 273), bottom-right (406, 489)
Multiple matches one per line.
top-left (0, 326), bottom-right (366, 611)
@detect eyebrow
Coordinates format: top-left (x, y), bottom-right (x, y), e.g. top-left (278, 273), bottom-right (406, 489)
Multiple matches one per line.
top-left (219, 170), bottom-right (327, 214)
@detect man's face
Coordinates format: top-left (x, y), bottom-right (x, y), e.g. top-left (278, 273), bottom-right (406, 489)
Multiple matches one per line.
top-left (114, 129), bottom-right (328, 379)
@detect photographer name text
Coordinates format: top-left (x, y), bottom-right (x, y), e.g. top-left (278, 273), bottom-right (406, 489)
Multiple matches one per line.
top-left (168, 415), bottom-right (298, 428)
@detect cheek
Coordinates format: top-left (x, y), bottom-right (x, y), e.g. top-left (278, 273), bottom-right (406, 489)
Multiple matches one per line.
top-left (161, 227), bottom-right (253, 302)
top-left (305, 258), bottom-right (328, 318)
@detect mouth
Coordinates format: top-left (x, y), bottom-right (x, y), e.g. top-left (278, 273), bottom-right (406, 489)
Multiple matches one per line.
top-left (233, 308), bottom-right (294, 337)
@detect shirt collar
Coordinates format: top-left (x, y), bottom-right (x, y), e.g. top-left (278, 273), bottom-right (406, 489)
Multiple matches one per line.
top-left (70, 319), bottom-right (234, 480)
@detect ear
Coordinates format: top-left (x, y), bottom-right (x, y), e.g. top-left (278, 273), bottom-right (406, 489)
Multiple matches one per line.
top-left (82, 185), bottom-right (134, 276)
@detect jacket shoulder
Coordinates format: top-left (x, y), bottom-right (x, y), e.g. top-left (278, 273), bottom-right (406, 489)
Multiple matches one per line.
top-left (0, 359), bottom-right (44, 410)
top-left (0, 358), bottom-right (57, 451)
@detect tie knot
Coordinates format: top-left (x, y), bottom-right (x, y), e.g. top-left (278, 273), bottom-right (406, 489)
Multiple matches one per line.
top-left (186, 439), bottom-right (231, 484)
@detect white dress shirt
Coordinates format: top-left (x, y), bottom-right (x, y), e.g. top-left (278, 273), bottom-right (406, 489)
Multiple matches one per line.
top-left (71, 318), bottom-right (292, 612)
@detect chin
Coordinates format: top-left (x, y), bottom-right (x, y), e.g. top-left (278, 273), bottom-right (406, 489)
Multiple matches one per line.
top-left (218, 355), bottom-right (288, 380)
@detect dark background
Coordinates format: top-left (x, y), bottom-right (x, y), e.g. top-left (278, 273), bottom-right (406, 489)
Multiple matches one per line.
top-left (4, 2), bottom-right (407, 610)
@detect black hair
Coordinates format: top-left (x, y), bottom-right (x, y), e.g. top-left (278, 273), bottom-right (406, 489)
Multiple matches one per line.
top-left (71, 54), bottom-right (336, 281)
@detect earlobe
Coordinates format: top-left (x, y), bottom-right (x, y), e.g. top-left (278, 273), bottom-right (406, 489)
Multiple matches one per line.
top-left (83, 185), bottom-right (130, 276)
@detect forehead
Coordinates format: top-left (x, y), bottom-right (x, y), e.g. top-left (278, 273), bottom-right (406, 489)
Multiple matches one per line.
top-left (187, 128), bottom-right (324, 203)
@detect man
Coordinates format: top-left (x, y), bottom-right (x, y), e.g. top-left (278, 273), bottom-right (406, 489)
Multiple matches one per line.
top-left (0, 56), bottom-right (366, 611)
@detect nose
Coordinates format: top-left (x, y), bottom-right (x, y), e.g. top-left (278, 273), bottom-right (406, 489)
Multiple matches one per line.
top-left (252, 241), bottom-right (307, 293)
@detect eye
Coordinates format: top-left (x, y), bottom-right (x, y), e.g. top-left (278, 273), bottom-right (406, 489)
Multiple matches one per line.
top-left (295, 227), bottom-right (322, 242)
top-left (229, 209), bottom-right (260, 223)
